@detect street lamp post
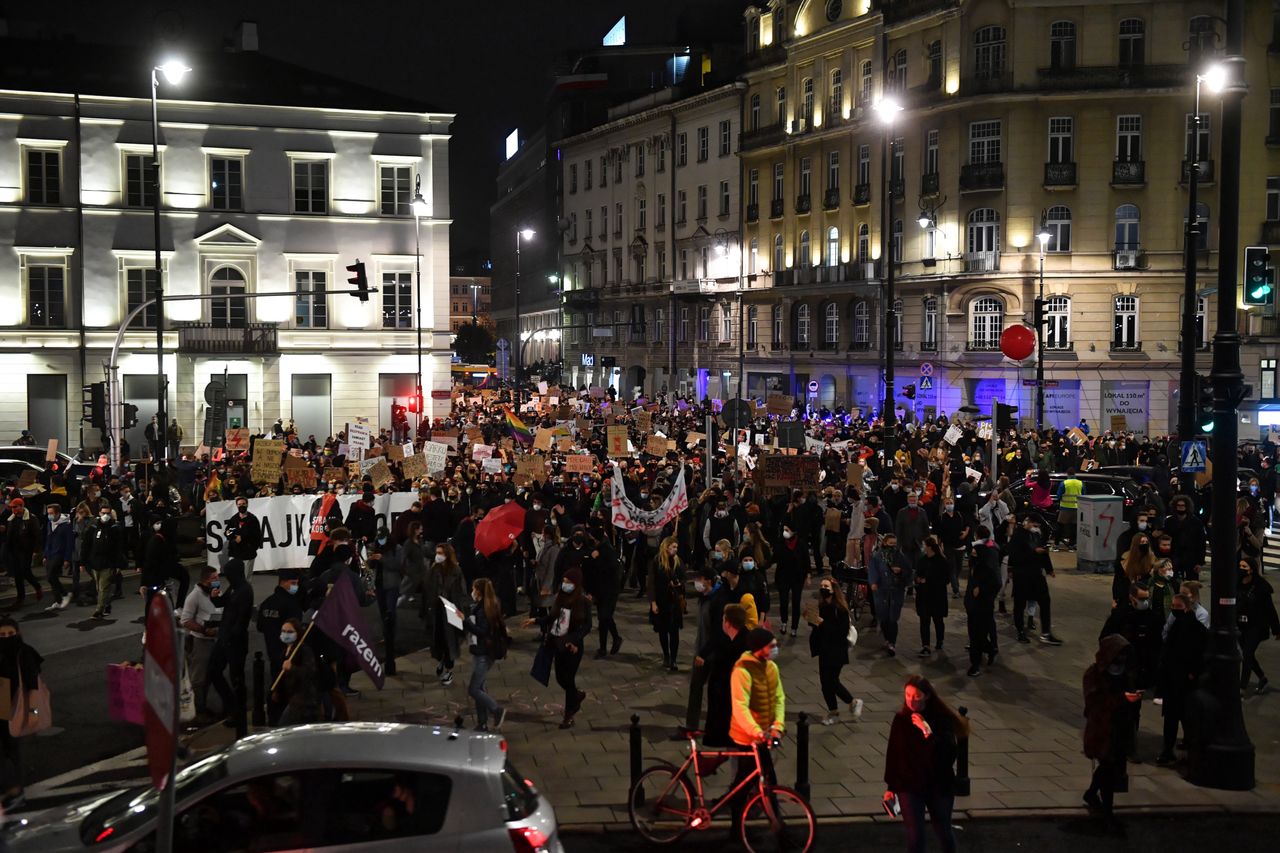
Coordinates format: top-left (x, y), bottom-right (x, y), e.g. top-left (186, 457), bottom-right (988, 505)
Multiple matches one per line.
top-left (874, 96), bottom-right (902, 463)
top-left (1035, 221), bottom-right (1051, 431)
top-left (149, 59), bottom-right (189, 462)
top-left (1179, 63), bottom-right (1227, 443)
top-left (514, 228), bottom-right (535, 404)
top-left (412, 176), bottom-right (431, 430)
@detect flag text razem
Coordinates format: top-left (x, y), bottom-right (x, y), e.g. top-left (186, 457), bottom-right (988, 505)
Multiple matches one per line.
top-left (341, 623), bottom-right (385, 681)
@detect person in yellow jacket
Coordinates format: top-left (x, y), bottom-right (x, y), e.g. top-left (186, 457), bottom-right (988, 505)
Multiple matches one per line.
top-left (728, 628), bottom-right (786, 834)
top-left (1056, 468), bottom-right (1084, 551)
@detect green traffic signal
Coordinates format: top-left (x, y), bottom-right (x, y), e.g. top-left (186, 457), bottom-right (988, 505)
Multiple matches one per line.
top-left (1244, 246), bottom-right (1273, 305)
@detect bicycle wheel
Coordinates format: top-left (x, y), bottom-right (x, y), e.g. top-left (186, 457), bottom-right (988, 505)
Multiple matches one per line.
top-left (739, 785), bottom-right (815, 853)
top-left (628, 764), bottom-right (695, 844)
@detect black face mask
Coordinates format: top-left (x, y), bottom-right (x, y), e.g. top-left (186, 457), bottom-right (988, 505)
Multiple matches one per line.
top-left (237, 507), bottom-right (248, 514)
top-left (0, 636), bottom-right (19, 655)
top-left (820, 588), bottom-right (833, 599)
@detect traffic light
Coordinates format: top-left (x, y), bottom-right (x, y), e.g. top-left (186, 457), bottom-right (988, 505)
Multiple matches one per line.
top-left (202, 380), bottom-right (228, 447)
top-left (346, 260), bottom-right (369, 302)
top-left (122, 402), bottom-right (139, 429)
top-left (82, 382), bottom-right (106, 430)
top-left (1244, 246), bottom-right (1273, 305)
top-left (995, 402), bottom-right (1018, 431)
top-left (1033, 296), bottom-right (1045, 330)
top-left (407, 394), bottom-right (422, 414)
top-left (1195, 373), bottom-right (1215, 433)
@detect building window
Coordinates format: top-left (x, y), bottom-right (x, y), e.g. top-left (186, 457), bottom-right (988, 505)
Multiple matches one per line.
top-left (675, 192), bottom-right (685, 225)
top-left (748, 237), bottom-right (758, 273)
top-left (27, 265), bottom-right (65, 327)
top-left (697, 185), bottom-right (708, 220)
top-left (719, 181), bottom-right (731, 216)
top-left (585, 208), bottom-right (594, 238)
top-left (922, 297), bottom-right (938, 349)
top-left (892, 219), bottom-right (903, 262)
top-left (891, 139), bottom-right (905, 184)
top-left (747, 306), bottom-right (758, 346)
top-left (1049, 21), bottom-right (1076, 70)
top-left (614, 154), bottom-right (623, 184)
top-left (697, 126), bottom-right (709, 162)
top-left (925, 129), bottom-right (939, 175)
top-left (927, 40), bottom-right (943, 88)
top-left (1113, 295), bottom-right (1139, 348)
top-left (858, 144), bottom-right (871, 185)
top-left (772, 304), bottom-right (784, 345)
top-left (823, 302), bottom-right (839, 346)
top-left (893, 298), bottom-right (903, 347)
top-left (1186, 113), bottom-right (1211, 161)
top-left (887, 49), bottom-right (907, 92)
top-left (569, 163), bottom-right (578, 193)
top-left (1117, 115), bottom-right (1142, 161)
top-left (974, 26), bottom-right (1007, 79)
top-left (1115, 204), bottom-right (1140, 249)
top-left (1045, 295), bottom-right (1070, 348)
top-left (719, 120), bottom-right (732, 156)
top-left (601, 155), bottom-right (608, 186)
top-left (1048, 117), bottom-right (1073, 163)
top-left (636, 198), bottom-right (646, 230)
top-left (722, 305), bottom-right (733, 341)
top-left (773, 234), bottom-right (785, 271)
top-left (677, 133), bottom-right (688, 167)
top-left (854, 300), bottom-right (870, 346)
top-left (1269, 178), bottom-right (1280, 222)
top-left (801, 77), bottom-right (814, 123)
top-left (827, 151), bottom-right (840, 193)
top-left (635, 253), bottom-right (647, 283)
top-left (25, 149), bottom-right (61, 205)
top-left (750, 94), bottom-right (761, 130)
top-left (1044, 205), bottom-right (1072, 252)
top-left (860, 61), bottom-right (873, 105)
top-left (210, 156), bottom-right (243, 211)
top-left (748, 170), bottom-right (759, 208)
top-left (210, 266), bottom-right (247, 329)
top-left (657, 138), bottom-right (667, 173)
top-left (569, 212), bottom-right (578, 242)
top-left (126, 268), bottom-right (160, 329)
top-left (773, 162), bottom-right (785, 200)
top-left (795, 303), bottom-right (811, 346)
top-left (382, 271), bottom-right (412, 328)
top-left (776, 86), bottom-right (787, 124)
top-left (857, 224), bottom-right (870, 263)
top-left (699, 306), bottom-right (710, 341)
top-left (826, 226), bottom-right (840, 267)
top-left (295, 270), bottom-right (328, 328)
top-left (680, 307), bottom-right (690, 342)
top-left (615, 202), bottom-right (623, 234)
top-left (680, 249), bottom-right (689, 279)
top-left (1262, 358), bottom-right (1277, 399)
top-left (798, 230), bottom-right (811, 267)
top-left (830, 68), bottom-right (843, 113)
top-left (1196, 297), bottom-right (1209, 348)
top-left (969, 120), bottom-right (1002, 164)
top-left (658, 246), bottom-right (667, 276)
top-left (654, 307), bottom-right (664, 342)
top-left (585, 159), bottom-right (593, 189)
top-left (293, 160), bottom-right (329, 214)
top-left (124, 152), bottom-right (156, 208)
top-left (379, 164), bottom-right (412, 215)
top-left (799, 157), bottom-right (811, 197)
top-left (970, 296), bottom-right (1004, 349)
top-left (1119, 19), bottom-right (1145, 67)
top-left (966, 208), bottom-right (1001, 257)
top-left (657, 194), bottom-right (666, 227)
top-left (635, 145), bottom-right (645, 177)
top-left (1188, 16), bottom-right (1218, 66)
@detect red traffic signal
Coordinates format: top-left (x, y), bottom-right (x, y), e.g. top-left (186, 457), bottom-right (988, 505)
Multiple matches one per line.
top-left (346, 260), bottom-right (369, 302)
top-left (407, 394), bottom-right (422, 414)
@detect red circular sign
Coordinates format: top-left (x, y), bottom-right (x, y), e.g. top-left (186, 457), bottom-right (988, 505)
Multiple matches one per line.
top-left (1000, 324), bottom-right (1036, 361)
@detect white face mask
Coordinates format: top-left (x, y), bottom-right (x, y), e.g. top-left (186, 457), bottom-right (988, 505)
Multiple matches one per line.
top-left (434, 553), bottom-right (446, 564)
top-left (153, 522), bottom-right (163, 532)
top-left (100, 513), bottom-right (112, 522)
top-left (781, 530), bottom-right (793, 540)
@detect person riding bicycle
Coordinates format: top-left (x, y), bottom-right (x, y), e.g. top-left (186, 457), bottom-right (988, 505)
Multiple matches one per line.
top-left (728, 627), bottom-right (786, 837)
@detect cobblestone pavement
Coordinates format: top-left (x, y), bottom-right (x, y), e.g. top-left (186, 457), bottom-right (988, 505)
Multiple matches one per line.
top-left (343, 553), bottom-right (1280, 827)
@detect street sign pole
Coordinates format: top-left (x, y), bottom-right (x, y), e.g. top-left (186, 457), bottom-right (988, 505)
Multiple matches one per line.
top-left (144, 592), bottom-right (180, 853)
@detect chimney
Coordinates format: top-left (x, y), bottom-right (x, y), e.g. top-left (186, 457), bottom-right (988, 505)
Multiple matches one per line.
top-left (235, 21), bottom-right (258, 52)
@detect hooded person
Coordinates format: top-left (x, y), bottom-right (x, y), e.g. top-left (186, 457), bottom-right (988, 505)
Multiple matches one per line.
top-left (0, 617), bottom-right (43, 806)
top-left (527, 566), bottom-right (592, 729)
top-left (206, 557), bottom-right (255, 726)
top-left (1082, 634), bottom-right (1140, 818)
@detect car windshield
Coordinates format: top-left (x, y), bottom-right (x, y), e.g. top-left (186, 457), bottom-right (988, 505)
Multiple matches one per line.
top-left (79, 753), bottom-right (230, 845)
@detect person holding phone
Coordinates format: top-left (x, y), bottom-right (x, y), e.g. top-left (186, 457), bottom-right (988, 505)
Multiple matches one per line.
top-left (882, 675), bottom-right (968, 853)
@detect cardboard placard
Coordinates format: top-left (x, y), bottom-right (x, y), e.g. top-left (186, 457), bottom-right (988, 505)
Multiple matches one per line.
top-left (943, 425), bottom-right (963, 445)
top-left (346, 461), bottom-right (362, 481)
top-left (323, 466), bottom-right (346, 482)
top-left (766, 394), bottom-right (796, 418)
top-left (607, 425), bottom-right (630, 456)
top-left (846, 461), bottom-right (866, 491)
top-left (466, 427), bottom-right (484, 445)
top-left (250, 439), bottom-right (285, 484)
top-left (285, 467), bottom-right (317, 489)
top-left (575, 417), bottom-right (592, 434)
top-left (1194, 457), bottom-right (1214, 488)
top-left (224, 428), bottom-right (249, 453)
top-left (472, 444), bottom-right (495, 460)
top-left (556, 437), bottom-right (575, 452)
top-left (685, 431), bottom-right (706, 449)
top-left (401, 453), bottom-right (429, 480)
top-left (534, 430), bottom-right (554, 452)
top-left (17, 470), bottom-right (37, 489)
top-left (564, 454), bottom-right (594, 474)
top-left (368, 459), bottom-right (394, 489)
top-left (386, 443), bottom-right (406, 462)
top-left (514, 454), bottom-right (546, 485)
top-left (754, 454), bottom-right (820, 496)
top-left (423, 442), bottom-right (449, 475)
top-left (1067, 427), bottom-right (1088, 446)
top-left (1110, 415), bottom-right (1127, 433)
top-left (283, 453), bottom-right (308, 470)
top-left (634, 411), bottom-right (653, 433)
top-left (45, 439), bottom-right (58, 462)
top-left (645, 434), bottom-right (668, 457)
top-left (482, 457), bottom-right (503, 474)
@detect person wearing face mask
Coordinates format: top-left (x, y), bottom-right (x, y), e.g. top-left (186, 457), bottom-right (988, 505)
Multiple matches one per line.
top-left (41, 503), bottom-right (76, 612)
top-left (883, 675), bottom-right (968, 853)
top-left (425, 544), bottom-right (469, 686)
top-left (343, 487), bottom-right (378, 559)
top-left (808, 578), bottom-right (860, 725)
top-left (532, 525), bottom-right (561, 619)
top-left (525, 567), bottom-right (592, 729)
top-left (464, 578), bottom-right (509, 732)
top-left (69, 506), bottom-right (94, 607)
top-left (1, 498), bottom-right (43, 608)
top-left (727, 628), bottom-right (785, 839)
top-left (913, 537), bottom-right (950, 657)
top-left (1099, 583), bottom-right (1162, 758)
top-left (83, 505), bottom-right (122, 620)
top-left (1237, 557), bottom-right (1280, 696)
top-left (893, 492), bottom-right (930, 573)
top-left (773, 524), bottom-right (809, 638)
top-left (553, 524), bottom-right (592, 592)
top-left (224, 497), bottom-right (263, 575)
top-left (699, 604), bottom-right (749, 747)
top-left (1118, 534), bottom-right (1156, 608)
top-left (256, 570), bottom-right (305, 699)
top-left (870, 533), bottom-right (912, 656)
top-left (1154, 593), bottom-right (1208, 766)
top-left (964, 527), bottom-right (1001, 677)
top-left (935, 499), bottom-right (969, 600)
top-left (273, 617), bottom-right (320, 726)
top-left (1162, 496), bottom-right (1205, 583)
top-left (680, 566), bottom-right (719, 737)
top-left (702, 500), bottom-right (741, 555)
top-left (583, 527), bottom-right (623, 659)
top-left (648, 536), bottom-right (687, 672)
top-left (1008, 516), bottom-right (1061, 645)
top-left (1082, 634), bottom-right (1140, 819)
top-left (181, 567), bottom-right (223, 722)
top-left (0, 617), bottom-right (43, 808)
top-left (206, 557), bottom-right (254, 729)
top-left (138, 509), bottom-right (179, 622)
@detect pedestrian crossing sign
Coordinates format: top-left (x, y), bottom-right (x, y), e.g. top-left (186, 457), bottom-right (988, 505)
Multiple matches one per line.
top-left (1180, 440), bottom-right (1208, 473)
top-left (919, 376), bottom-right (933, 390)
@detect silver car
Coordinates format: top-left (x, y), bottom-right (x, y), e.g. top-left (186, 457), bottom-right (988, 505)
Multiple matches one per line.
top-left (5, 723), bottom-right (563, 852)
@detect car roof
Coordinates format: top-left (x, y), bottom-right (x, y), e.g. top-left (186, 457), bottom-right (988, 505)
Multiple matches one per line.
top-left (219, 722), bottom-right (508, 778)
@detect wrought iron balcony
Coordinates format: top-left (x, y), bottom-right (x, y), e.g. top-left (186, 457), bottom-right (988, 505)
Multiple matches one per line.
top-left (1110, 341), bottom-right (1143, 353)
top-left (890, 179), bottom-right (905, 200)
top-left (853, 183), bottom-right (871, 205)
top-left (746, 203), bottom-right (759, 223)
top-left (823, 188), bottom-right (841, 210)
top-left (795, 194), bottom-right (812, 214)
top-left (960, 162), bottom-right (1004, 192)
top-left (1112, 160), bottom-right (1145, 186)
top-left (966, 340), bottom-right (1001, 352)
top-left (920, 172), bottom-right (940, 197)
top-left (176, 322), bottom-right (277, 355)
top-left (1181, 160), bottom-right (1215, 184)
top-left (919, 339), bottom-right (937, 352)
top-left (1044, 162), bottom-right (1077, 187)
top-left (964, 251), bottom-right (1000, 273)
top-left (1037, 63), bottom-right (1189, 91)
top-left (770, 198), bottom-right (785, 219)
top-left (740, 120), bottom-right (786, 151)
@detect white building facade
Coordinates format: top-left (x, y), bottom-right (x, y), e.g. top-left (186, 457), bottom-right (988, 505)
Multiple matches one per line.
top-left (0, 49), bottom-right (452, 454)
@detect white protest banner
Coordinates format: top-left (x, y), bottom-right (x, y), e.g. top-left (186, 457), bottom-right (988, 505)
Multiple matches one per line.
top-left (608, 462), bottom-right (689, 532)
top-left (482, 457), bottom-right (503, 474)
top-left (359, 456), bottom-right (380, 475)
top-left (423, 441), bottom-right (449, 475)
top-left (347, 423), bottom-right (372, 452)
top-left (206, 492), bottom-right (418, 572)
top-left (943, 424), bottom-right (963, 445)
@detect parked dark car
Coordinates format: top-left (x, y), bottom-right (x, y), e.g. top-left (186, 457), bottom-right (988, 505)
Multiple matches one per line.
top-left (1003, 473), bottom-right (1142, 524)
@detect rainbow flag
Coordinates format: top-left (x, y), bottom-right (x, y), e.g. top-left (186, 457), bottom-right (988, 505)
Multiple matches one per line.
top-left (504, 407), bottom-right (534, 444)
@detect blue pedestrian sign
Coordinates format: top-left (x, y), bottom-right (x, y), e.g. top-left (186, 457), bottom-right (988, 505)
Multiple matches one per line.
top-left (919, 376), bottom-right (934, 390)
top-left (1180, 440), bottom-right (1208, 473)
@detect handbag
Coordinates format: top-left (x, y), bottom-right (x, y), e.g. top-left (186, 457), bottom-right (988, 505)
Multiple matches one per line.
top-left (530, 638), bottom-right (554, 686)
top-left (10, 669), bottom-right (52, 737)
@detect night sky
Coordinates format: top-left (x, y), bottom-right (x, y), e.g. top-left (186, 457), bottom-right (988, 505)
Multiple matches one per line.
top-left (10, 0), bottom-right (697, 268)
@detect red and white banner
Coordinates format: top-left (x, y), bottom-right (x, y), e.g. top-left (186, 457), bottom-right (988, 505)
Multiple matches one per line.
top-left (143, 593), bottom-right (178, 790)
top-left (609, 462), bottom-right (688, 532)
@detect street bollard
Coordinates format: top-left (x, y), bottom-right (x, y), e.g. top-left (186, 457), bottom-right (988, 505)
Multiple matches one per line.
top-left (795, 711), bottom-right (811, 801)
top-left (252, 652), bottom-right (266, 728)
top-left (955, 706), bottom-right (971, 796)
top-left (629, 713), bottom-right (642, 789)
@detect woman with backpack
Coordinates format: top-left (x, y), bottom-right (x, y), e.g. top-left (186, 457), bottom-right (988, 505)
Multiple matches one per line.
top-left (807, 576), bottom-right (861, 726)
top-left (464, 578), bottom-right (508, 732)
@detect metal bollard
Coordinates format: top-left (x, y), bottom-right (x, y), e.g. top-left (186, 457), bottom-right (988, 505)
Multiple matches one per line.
top-left (252, 652), bottom-right (266, 728)
top-left (795, 711), bottom-right (811, 801)
top-left (955, 706), bottom-right (971, 796)
top-left (629, 713), bottom-right (643, 789)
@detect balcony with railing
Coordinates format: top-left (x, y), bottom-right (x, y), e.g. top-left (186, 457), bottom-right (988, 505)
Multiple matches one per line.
top-left (740, 120), bottom-right (786, 151)
top-left (1181, 160), bottom-right (1215, 184)
top-left (744, 43), bottom-right (786, 71)
top-left (796, 194), bottom-right (811, 214)
top-left (960, 73), bottom-right (1012, 96)
top-left (823, 188), bottom-right (840, 210)
top-left (1037, 63), bottom-right (1189, 91)
top-left (1263, 221), bottom-right (1280, 243)
top-left (1112, 160), bottom-right (1145, 186)
top-left (746, 203), bottom-right (759, 223)
top-left (919, 339), bottom-right (937, 352)
top-left (889, 179), bottom-right (905, 200)
top-left (853, 183), bottom-right (871, 205)
top-left (770, 198), bottom-right (785, 219)
top-left (960, 162), bottom-right (1004, 192)
top-left (176, 322), bottom-right (277, 355)
top-left (1110, 340), bottom-right (1143, 353)
top-left (920, 172), bottom-right (940, 197)
top-left (966, 338), bottom-right (1001, 352)
top-left (1044, 162), bottom-right (1077, 188)
top-left (964, 251), bottom-right (1000, 272)
top-left (849, 340), bottom-right (873, 352)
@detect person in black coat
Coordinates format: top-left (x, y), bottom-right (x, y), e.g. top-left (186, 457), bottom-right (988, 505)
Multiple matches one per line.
top-left (223, 497), bottom-right (263, 572)
top-left (913, 536), bottom-right (950, 656)
top-left (883, 675), bottom-right (967, 853)
top-left (83, 508), bottom-right (122, 620)
top-left (773, 522), bottom-right (809, 637)
top-left (701, 603), bottom-right (748, 748)
top-left (207, 557), bottom-right (255, 726)
top-left (809, 578), bottom-right (858, 725)
top-left (1237, 557), bottom-right (1280, 694)
top-left (1099, 582), bottom-right (1163, 760)
top-left (1155, 592), bottom-right (1208, 766)
top-left (343, 488), bottom-right (378, 557)
top-left (583, 527), bottom-right (622, 657)
top-left (1162, 495), bottom-right (1206, 582)
top-left (964, 528), bottom-right (1001, 677)
top-left (138, 520), bottom-right (179, 621)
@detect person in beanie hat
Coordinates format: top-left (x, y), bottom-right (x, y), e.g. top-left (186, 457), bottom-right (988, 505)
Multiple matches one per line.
top-left (728, 627), bottom-right (786, 835)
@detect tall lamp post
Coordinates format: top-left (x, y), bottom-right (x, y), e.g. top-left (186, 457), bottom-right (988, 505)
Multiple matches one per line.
top-left (1178, 62), bottom-right (1227, 442)
top-left (149, 59), bottom-right (189, 461)
top-left (411, 176), bottom-right (431, 429)
top-left (514, 228), bottom-right (535, 404)
top-left (874, 96), bottom-right (902, 463)
top-left (1035, 219), bottom-right (1051, 431)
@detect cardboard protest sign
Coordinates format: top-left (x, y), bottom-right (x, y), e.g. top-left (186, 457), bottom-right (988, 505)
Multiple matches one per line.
top-left (514, 454), bottom-right (546, 485)
top-left (283, 453), bottom-right (308, 471)
top-left (482, 457), bottom-right (503, 474)
top-left (250, 439), bottom-right (285, 484)
top-left (1067, 427), bottom-right (1088, 446)
top-left (423, 442), bottom-right (449, 475)
top-left (284, 467), bottom-right (317, 489)
top-left (754, 454), bottom-right (820, 496)
top-left (466, 427), bottom-right (484, 445)
top-left (977, 421), bottom-right (993, 440)
top-left (472, 444), bottom-right (495, 460)
top-left (589, 386), bottom-right (606, 399)
top-left (1194, 457), bottom-right (1213, 488)
top-left (943, 425), bottom-right (963, 445)
top-left (685, 431), bottom-right (706, 449)
top-left (1110, 415), bottom-right (1127, 433)
top-left (17, 470), bottom-right (37, 489)
top-left (323, 466), bottom-right (346, 482)
top-left (564, 454), bottom-right (594, 474)
top-left (846, 462), bottom-right (866, 491)
top-left (645, 435), bottom-right (668, 457)
top-left (575, 417), bottom-right (592, 435)
top-left (401, 453), bottom-right (428, 480)
top-left (386, 443), bottom-right (406, 462)
top-left (556, 437), bottom-right (575, 452)
top-left (766, 394), bottom-right (796, 418)
top-left (224, 428), bottom-right (249, 453)
top-left (607, 425), bottom-right (630, 456)
top-left (347, 423), bottom-right (372, 452)
top-left (346, 461), bottom-right (362, 481)
top-left (359, 456), bottom-right (380, 475)
top-left (635, 411), bottom-right (653, 433)
top-left (45, 439), bottom-right (58, 462)
top-left (368, 459), bottom-right (394, 489)
top-left (534, 430), bottom-right (554, 452)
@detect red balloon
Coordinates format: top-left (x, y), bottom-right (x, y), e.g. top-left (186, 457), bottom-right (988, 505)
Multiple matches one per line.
top-left (1000, 324), bottom-right (1036, 361)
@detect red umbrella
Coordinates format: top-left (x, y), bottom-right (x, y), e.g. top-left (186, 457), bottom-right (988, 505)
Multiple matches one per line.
top-left (474, 502), bottom-right (526, 557)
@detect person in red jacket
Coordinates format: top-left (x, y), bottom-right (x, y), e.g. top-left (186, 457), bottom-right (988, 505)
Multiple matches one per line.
top-left (883, 675), bottom-right (967, 853)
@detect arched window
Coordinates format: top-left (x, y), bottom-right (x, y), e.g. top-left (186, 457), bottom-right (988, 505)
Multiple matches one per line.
top-left (1045, 205), bottom-right (1071, 252)
top-left (1045, 295), bottom-right (1071, 349)
top-left (750, 93), bottom-right (761, 130)
top-left (922, 296), bottom-right (938, 350)
top-left (974, 26), bottom-right (1007, 79)
top-left (1115, 204), bottom-right (1140, 250)
top-left (796, 303), bottom-right (811, 346)
top-left (826, 226), bottom-right (840, 267)
top-left (773, 233), bottom-right (785, 271)
top-left (969, 296), bottom-right (1004, 349)
top-left (853, 300), bottom-right (871, 347)
top-left (798, 230), bottom-right (811, 267)
top-left (748, 15), bottom-right (761, 54)
top-left (829, 68), bottom-right (843, 113)
top-left (802, 77), bottom-right (815, 121)
top-left (824, 302), bottom-right (839, 346)
top-left (749, 237), bottom-right (759, 274)
top-left (1049, 21), bottom-right (1076, 70)
top-left (1113, 295), bottom-right (1140, 349)
top-left (887, 49), bottom-right (908, 91)
top-left (772, 303), bottom-right (784, 345)
top-left (860, 60), bottom-right (873, 105)
top-left (927, 40), bottom-right (943, 88)
top-left (892, 298), bottom-right (904, 351)
top-left (857, 223), bottom-right (870, 263)
top-left (747, 305), bottom-right (759, 346)
top-left (1119, 19), bottom-right (1145, 67)
top-left (210, 265), bottom-right (247, 329)
top-left (892, 219), bottom-right (903, 263)
top-left (966, 208), bottom-right (1001, 269)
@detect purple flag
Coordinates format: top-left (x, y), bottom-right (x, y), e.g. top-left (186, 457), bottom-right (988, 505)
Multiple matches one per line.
top-left (312, 575), bottom-right (385, 690)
